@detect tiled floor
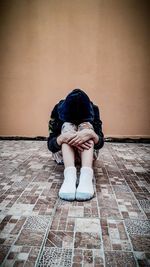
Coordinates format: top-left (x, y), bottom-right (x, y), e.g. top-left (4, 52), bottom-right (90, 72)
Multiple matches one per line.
top-left (0, 141), bottom-right (150, 267)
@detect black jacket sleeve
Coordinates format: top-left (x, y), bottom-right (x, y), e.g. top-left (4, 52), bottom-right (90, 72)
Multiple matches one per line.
top-left (47, 104), bottom-right (62, 153)
top-left (92, 105), bottom-right (105, 150)
top-left (47, 102), bottom-right (104, 152)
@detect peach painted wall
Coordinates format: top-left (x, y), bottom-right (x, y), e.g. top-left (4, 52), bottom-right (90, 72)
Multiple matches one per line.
top-left (0, 0), bottom-right (150, 137)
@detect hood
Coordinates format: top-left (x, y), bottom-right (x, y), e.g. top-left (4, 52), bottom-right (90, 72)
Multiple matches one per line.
top-left (57, 89), bottom-right (94, 124)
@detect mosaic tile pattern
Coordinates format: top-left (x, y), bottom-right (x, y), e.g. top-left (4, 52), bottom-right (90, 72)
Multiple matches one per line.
top-left (125, 219), bottom-right (150, 236)
top-left (101, 219), bottom-right (132, 251)
top-left (72, 249), bottom-right (104, 267)
top-left (23, 215), bottom-right (51, 232)
top-left (3, 245), bottom-right (40, 267)
top-left (46, 231), bottom-right (74, 248)
top-left (0, 140), bottom-right (150, 266)
top-left (105, 251), bottom-right (137, 267)
top-left (38, 247), bottom-right (72, 267)
top-left (74, 232), bottom-right (102, 249)
top-left (56, 197), bottom-right (99, 218)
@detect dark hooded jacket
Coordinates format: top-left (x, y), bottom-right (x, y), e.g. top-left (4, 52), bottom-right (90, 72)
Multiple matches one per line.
top-left (47, 89), bottom-right (104, 153)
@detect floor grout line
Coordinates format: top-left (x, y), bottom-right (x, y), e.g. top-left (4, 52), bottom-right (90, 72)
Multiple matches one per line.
top-left (0, 142), bottom-right (150, 266)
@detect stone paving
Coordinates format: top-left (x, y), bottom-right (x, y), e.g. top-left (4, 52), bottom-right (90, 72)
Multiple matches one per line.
top-left (0, 140), bottom-right (150, 267)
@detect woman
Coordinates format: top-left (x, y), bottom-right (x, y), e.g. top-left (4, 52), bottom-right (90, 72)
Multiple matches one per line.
top-left (47, 88), bottom-right (104, 201)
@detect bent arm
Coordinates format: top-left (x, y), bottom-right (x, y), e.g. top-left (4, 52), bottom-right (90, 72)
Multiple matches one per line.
top-left (92, 105), bottom-right (104, 150)
top-left (47, 105), bottom-right (62, 153)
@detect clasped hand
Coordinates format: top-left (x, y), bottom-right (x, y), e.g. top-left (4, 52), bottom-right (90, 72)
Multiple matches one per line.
top-left (61, 129), bottom-right (94, 152)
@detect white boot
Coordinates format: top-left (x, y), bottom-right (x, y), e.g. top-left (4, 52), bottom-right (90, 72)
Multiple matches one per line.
top-left (76, 167), bottom-right (94, 200)
top-left (59, 166), bottom-right (77, 201)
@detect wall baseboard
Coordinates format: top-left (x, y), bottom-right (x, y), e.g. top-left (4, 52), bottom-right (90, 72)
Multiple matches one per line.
top-left (0, 136), bottom-right (150, 143)
top-left (104, 137), bottom-right (150, 143)
top-left (0, 136), bottom-right (47, 141)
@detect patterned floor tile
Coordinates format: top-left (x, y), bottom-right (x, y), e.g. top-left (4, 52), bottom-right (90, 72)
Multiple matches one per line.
top-left (134, 193), bottom-right (150, 219)
top-left (68, 206), bottom-right (84, 217)
top-left (3, 245), bottom-right (40, 267)
top-left (16, 195), bottom-right (39, 205)
top-left (0, 195), bottom-right (20, 211)
top-left (45, 231), bottom-right (74, 248)
top-left (0, 141), bottom-right (150, 266)
top-left (101, 219), bottom-right (131, 251)
top-left (74, 232), bottom-right (102, 249)
top-left (112, 185), bottom-right (131, 193)
top-left (75, 218), bottom-right (100, 233)
top-left (56, 197), bottom-right (99, 218)
top-left (126, 180), bottom-right (150, 194)
top-left (0, 245), bottom-right (11, 263)
top-left (131, 167), bottom-right (147, 173)
top-left (105, 251), bottom-right (137, 267)
top-left (108, 176), bottom-right (127, 185)
top-left (124, 219), bottom-right (150, 236)
top-left (97, 190), bottom-right (123, 220)
top-left (136, 181), bottom-right (150, 192)
top-left (23, 215), bottom-right (51, 232)
top-left (130, 236), bottom-right (150, 252)
top-left (72, 249), bottom-right (104, 267)
top-left (15, 229), bottom-right (45, 246)
top-left (138, 199), bottom-right (150, 210)
top-left (38, 247), bottom-right (72, 266)
top-left (7, 203), bottom-right (35, 216)
top-left (33, 196), bottom-right (57, 215)
top-left (0, 215), bottom-right (26, 246)
top-left (115, 193), bottom-right (147, 219)
top-left (33, 170), bottom-right (54, 183)
top-left (50, 215), bottom-right (75, 232)
top-left (99, 207), bottom-right (122, 220)
top-left (22, 182), bottom-right (52, 196)
top-left (124, 219), bottom-right (150, 252)
top-left (97, 195), bottom-right (118, 209)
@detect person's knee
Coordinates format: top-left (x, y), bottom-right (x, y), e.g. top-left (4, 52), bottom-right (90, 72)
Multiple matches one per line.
top-left (78, 122), bottom-right (94, 131)
top-left (62, 142), bottom-right (75, 151)
top-left (61, 122), bottom-right (77, 134)
top-left (89, 139), bottom-right (94, 147)
top-left (62, 142), bottom-right (71, 148)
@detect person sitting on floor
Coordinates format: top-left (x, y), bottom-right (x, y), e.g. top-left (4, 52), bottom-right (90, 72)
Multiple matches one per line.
top-left (47, 88), bottom-right (104, 201)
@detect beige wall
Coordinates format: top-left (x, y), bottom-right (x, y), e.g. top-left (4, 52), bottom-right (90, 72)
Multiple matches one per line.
top-left (0, 0), bottom-right (150, 138)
